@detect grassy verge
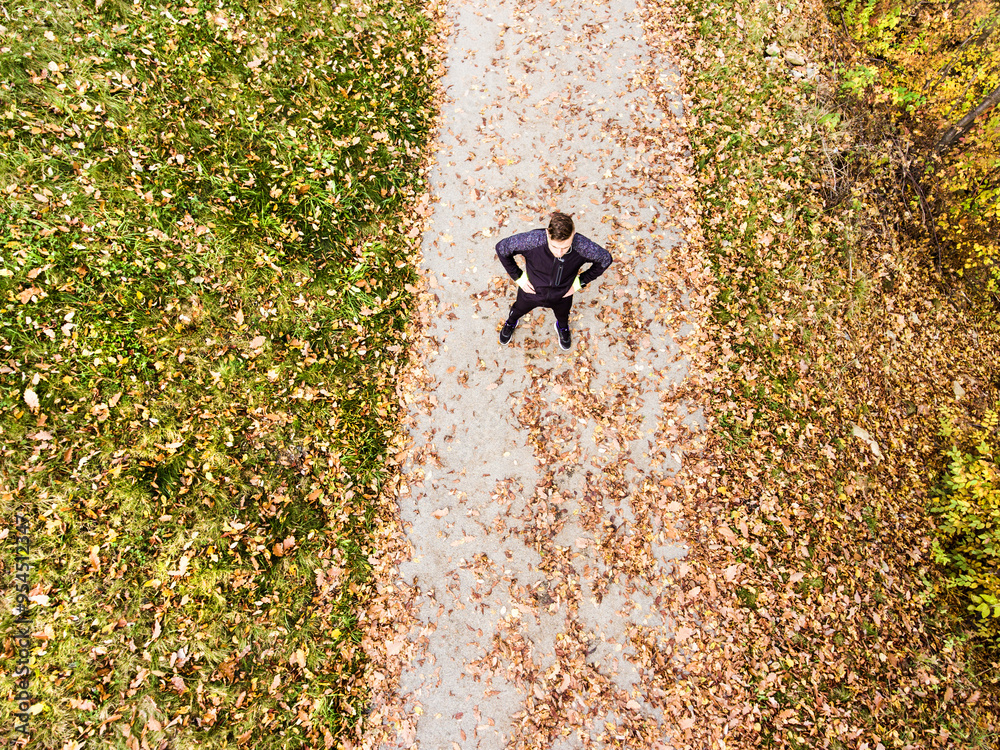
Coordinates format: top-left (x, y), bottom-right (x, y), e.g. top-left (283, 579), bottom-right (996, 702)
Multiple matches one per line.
top-left (645, 0), bottom-right (1000, 746)
top-left (0, 1), bottom-right (435, 747)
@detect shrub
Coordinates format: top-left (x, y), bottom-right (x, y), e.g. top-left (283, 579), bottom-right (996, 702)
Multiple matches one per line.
top-left (931, 408), bottom-right (1000, 643)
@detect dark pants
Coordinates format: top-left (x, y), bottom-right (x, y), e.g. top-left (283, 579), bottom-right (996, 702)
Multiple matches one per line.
top-left (507, 289), bottom-right (573, 328)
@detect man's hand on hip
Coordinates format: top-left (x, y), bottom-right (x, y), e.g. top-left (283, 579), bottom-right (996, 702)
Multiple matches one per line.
top-left (516, 273), bottom-right (536, 294)
top-left (562, 275), bottom-right (583, 297)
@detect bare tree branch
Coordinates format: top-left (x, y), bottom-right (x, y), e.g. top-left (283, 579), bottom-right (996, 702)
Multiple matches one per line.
top-left (935, 82), bottom-right (1000, 154)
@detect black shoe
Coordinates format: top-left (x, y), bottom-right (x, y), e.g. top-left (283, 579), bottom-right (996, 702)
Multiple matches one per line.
top-left (499, 319), bottom-right (517, 345)
top-left (554, 322), bottom-right (571, 350)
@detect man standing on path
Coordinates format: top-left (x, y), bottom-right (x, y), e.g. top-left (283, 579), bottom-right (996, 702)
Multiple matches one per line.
top-left (495, 211), bottom-right (613, 350)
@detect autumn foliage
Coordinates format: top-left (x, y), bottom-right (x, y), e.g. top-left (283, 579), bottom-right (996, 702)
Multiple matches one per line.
top-left (933, 410), bottom-right (1000, 642)
top-left (651, 0), bottom-right (1000, 745)
top-left (836, 0), bottom-right (1000, 296)
top-left (835, 0), bottom-right (1000, 647)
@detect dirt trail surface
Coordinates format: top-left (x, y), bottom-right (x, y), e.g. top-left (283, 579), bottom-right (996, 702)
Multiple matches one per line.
top-left (366, 0), bottom-right (718, 747)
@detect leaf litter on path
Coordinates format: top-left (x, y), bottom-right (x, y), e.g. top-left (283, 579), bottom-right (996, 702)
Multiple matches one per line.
top-left (359, 0), bottom-right (725, 747)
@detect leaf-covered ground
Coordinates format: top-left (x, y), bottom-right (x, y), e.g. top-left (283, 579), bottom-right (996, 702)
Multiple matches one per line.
top-left (5, 0), bottom-right (999, 747)
top-left (352, 0), bottom-right (1000, 746)
top-left (355, 0), bottom-right (720, 746)
top-left (639, 0), bottom-right (1000, 747)
top-left (1, 1), bottom-right (437, 747)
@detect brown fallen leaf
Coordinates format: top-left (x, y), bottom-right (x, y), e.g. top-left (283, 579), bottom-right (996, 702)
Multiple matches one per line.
top-left (558, 671), bottom-right (572, 692)
top-left (17, 286), bottom-right (42, 303)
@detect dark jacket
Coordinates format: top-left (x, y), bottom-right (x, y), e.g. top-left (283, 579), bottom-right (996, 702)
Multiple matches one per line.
top-left (495, 229), bottom-right (613, 300)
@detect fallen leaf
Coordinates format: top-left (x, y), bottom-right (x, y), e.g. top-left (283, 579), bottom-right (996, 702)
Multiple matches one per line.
top-left (24, 388), bottom-right (40, 411)
top-left (851, 423), bottom-right (883, 460)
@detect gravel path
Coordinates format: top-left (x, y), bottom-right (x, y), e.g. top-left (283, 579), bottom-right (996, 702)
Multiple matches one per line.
top-left (382, 0), bottom-right (708, 746)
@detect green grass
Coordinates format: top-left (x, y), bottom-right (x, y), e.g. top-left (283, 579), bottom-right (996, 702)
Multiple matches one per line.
top-left (0, 0), bottom-right (435, 747)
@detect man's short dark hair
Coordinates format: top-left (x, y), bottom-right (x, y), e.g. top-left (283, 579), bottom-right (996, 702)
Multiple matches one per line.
top-left (547, 211), bottom-right (574, 241)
